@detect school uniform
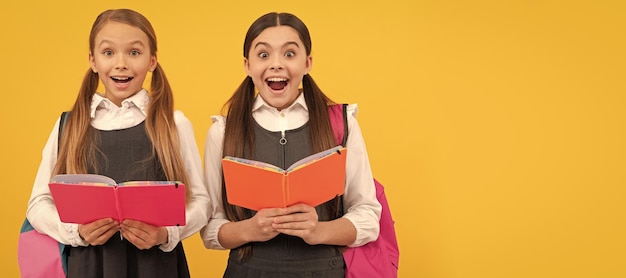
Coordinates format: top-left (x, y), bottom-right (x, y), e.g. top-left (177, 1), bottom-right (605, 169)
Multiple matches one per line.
top-left (223, 121), bottom-right (344, 277)
top-left (26, 90), bottom-right (210, 278)
top-left (203, 93), bottom-right (383, 277)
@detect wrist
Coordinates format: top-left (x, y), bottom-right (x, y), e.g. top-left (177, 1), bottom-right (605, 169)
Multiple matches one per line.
top-left (77, 224), bottom-right (85, 240)
top-left (158, 227), bottom-right (169, 245)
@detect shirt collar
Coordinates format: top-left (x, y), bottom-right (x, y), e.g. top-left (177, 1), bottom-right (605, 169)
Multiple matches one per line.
top-left (251, 91), bottom-right (308, 113)
top-left (90, 89), bottom-right (150, 118)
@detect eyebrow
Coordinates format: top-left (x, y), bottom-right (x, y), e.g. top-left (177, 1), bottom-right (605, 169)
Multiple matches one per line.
top-left (98, 39), bottom-right (147, 48)
top-left (253, 41), bottom-right (300, 49)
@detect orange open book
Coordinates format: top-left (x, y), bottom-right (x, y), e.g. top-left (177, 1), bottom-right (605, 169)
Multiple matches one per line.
top-left (48, 174), bottom-right (186, 227)
top-left (222, 146), bottom-right (347, 211)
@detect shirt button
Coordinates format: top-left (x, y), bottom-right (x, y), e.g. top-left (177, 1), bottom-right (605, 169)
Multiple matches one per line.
top-left (329, 259), bottom-right (338, 267)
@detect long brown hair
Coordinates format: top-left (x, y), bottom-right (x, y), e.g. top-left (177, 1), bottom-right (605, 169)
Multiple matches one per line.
top-left (54, 9), bottom-right (189, 197)
top-left (222, 12), bottom-right (343, 259)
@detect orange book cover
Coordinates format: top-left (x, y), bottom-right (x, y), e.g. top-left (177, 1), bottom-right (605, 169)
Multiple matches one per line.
top-left (222, 146), bottom-right (347, 211)
top-left (48, 174), bottom-right (186, 227)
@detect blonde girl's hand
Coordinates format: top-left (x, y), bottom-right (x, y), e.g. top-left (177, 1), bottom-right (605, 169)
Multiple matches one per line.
top-left (271, 204), bottom-right (320, 244)
top-left (78, 218), bottom-right (120, 245)
top-left (120, 219), bottom-right (168, 250)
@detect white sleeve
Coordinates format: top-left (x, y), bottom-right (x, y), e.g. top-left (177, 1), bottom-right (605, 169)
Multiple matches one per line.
top-left (159, 110), bottom-right (211, 252)
top-left (200, 116), bottom-right (231, 250)
top-left (26, 116), bottom-right (88, 247)
top-left (341, 104), bottom-right (382, 247)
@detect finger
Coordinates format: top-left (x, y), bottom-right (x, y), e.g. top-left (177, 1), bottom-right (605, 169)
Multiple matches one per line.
top-left (274, 227), bottom-right (310, 239)
top-left (99, 226), bottom-right (121, 241)
top-left (80, 218), bottom-right (115, 235)
top-left (121, 223), bottom-right (158, 242)
top-left (282, 204), bottom-right (313, 214)
top-left (122, 226), bottom-right (160, 250)
top-left (90, 225), bottom-right (120, 245)
top-left (91, 222), bottom-right (120, 238)
top-left (121, 223), bottom-right (149, 240)
top-left (84, 221), bottom-right (118, 237)
top-left (121, 219), bottom-right (148, 229)
top-left (257, 207), bottom-right (289, 217)
top-left (274, 211), bottom-right (316, 224)
top-left (272, 221), bottom-right (312, 230)
top-left (121, 230), bottom-right (148, 249)
top-left (92, 218), bottom-right (116, 227)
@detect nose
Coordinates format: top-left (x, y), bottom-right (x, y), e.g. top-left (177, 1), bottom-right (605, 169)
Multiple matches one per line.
top-left (270, 56), bottom-right (283, 70)
top-left (115, 55), bottom-right (128, 70)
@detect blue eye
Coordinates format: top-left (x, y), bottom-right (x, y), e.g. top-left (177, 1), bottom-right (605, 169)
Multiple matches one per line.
top-left (130, 50), bottom-right (140, 56)
top-left (103, 50), bottom-right (113, 56)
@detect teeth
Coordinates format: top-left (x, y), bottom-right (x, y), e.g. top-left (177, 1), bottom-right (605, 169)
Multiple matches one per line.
top-left (267, 77), bottom-right (287, 82)
top-left (112, 76), bottom-right (131, 81)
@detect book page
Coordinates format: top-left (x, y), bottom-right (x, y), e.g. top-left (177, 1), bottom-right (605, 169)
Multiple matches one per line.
top-left (223, 156), bottom-right (286, 173)
top-left (287, 146), bottom-right (345, 172)
top-left (118, 181), bottom-right (182, 187)
top-left (50, 174), bottom-right (117, 185)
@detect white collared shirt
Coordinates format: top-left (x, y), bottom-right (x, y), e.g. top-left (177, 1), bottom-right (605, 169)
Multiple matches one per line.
top-left (89, 90), bottom-right (151, 131)
top-left (26, 89), bottom-right (210, 252)
top-left (202, 93), bottom-right (382, 249)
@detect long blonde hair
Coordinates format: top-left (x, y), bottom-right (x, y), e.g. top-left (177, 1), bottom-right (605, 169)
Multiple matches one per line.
top-left (54, 9), bottom-right (189, 197)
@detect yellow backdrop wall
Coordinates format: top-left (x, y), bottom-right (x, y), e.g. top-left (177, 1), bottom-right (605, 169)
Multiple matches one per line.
top-left (2, 1), bottom-right (624, 277)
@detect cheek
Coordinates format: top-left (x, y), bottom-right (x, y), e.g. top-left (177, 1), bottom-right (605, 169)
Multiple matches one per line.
top-left (248, 67), bottom-right (267, 82)
top-left (249, 63), bottom-right (265, 74)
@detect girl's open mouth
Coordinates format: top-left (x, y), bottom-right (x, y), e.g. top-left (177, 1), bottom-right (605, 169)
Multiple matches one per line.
top-left (267, 77), bottom-right (288, 91)
top-left (111, 76), bottom-right (133, 83)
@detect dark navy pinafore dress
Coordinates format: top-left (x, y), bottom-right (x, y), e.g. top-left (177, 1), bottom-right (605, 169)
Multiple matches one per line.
top-left (66, 122), bottom-right (190, 278)
top-left (223, 121), bottom-right (345, 278)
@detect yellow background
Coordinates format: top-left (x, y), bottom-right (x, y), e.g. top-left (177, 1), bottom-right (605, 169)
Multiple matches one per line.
top-left (2, 0), bottom-right (625, 277)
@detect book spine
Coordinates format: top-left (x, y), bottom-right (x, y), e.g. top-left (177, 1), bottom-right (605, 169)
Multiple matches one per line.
top-left (282, 174), bottom-right (288, 208)
top-left (114, 186), bottom-right (123, 222)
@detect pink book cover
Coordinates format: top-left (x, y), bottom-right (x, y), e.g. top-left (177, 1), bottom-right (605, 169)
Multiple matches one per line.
top-left (49, 174), bottom-right (186, 227)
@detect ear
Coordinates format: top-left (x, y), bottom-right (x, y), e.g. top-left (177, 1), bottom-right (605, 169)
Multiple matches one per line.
top-left (305, 55), bottom-right (313, 75)
top-left (89, 52), bottom-right (97, 73)
top-left (149, 54), bottom-right (158, 72)
top-left (243, 57), bottom-right (250, 76)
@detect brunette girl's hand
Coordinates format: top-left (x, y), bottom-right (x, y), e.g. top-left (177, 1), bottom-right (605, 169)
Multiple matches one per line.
top-left (243, 208), bottom-right (284, 242)
top-left (78, 218), bottom-right (120, 245)
top-left (271, 204), bottom-right (320, 244)
top-left (120, 220), bottom-right (168, 250)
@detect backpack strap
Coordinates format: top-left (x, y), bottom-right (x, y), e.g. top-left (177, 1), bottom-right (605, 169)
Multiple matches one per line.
top-left (58, 111), bottom-right (70, 148)
top-left (328, 104), bottom-right (348, 146)
top-left (328, 103), bottom-right (400, 277)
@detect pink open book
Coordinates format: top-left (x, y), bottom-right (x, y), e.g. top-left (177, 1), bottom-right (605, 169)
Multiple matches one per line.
top-left (48, 174), bottom-right (186, 227)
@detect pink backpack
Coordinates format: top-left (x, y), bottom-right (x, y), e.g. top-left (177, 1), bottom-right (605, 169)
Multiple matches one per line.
top-left (18, 112), bottom-right (70, 278)
top-left (18, 219), bottom-right (67, 277)
top-left (328, 104), bottom-right (400, 277)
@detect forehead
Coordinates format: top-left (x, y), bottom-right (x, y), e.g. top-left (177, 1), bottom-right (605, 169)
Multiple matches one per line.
top-left (252, 25), bottom-right (303, 48)
top-left (94, 21), bottom-right (150, 46)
